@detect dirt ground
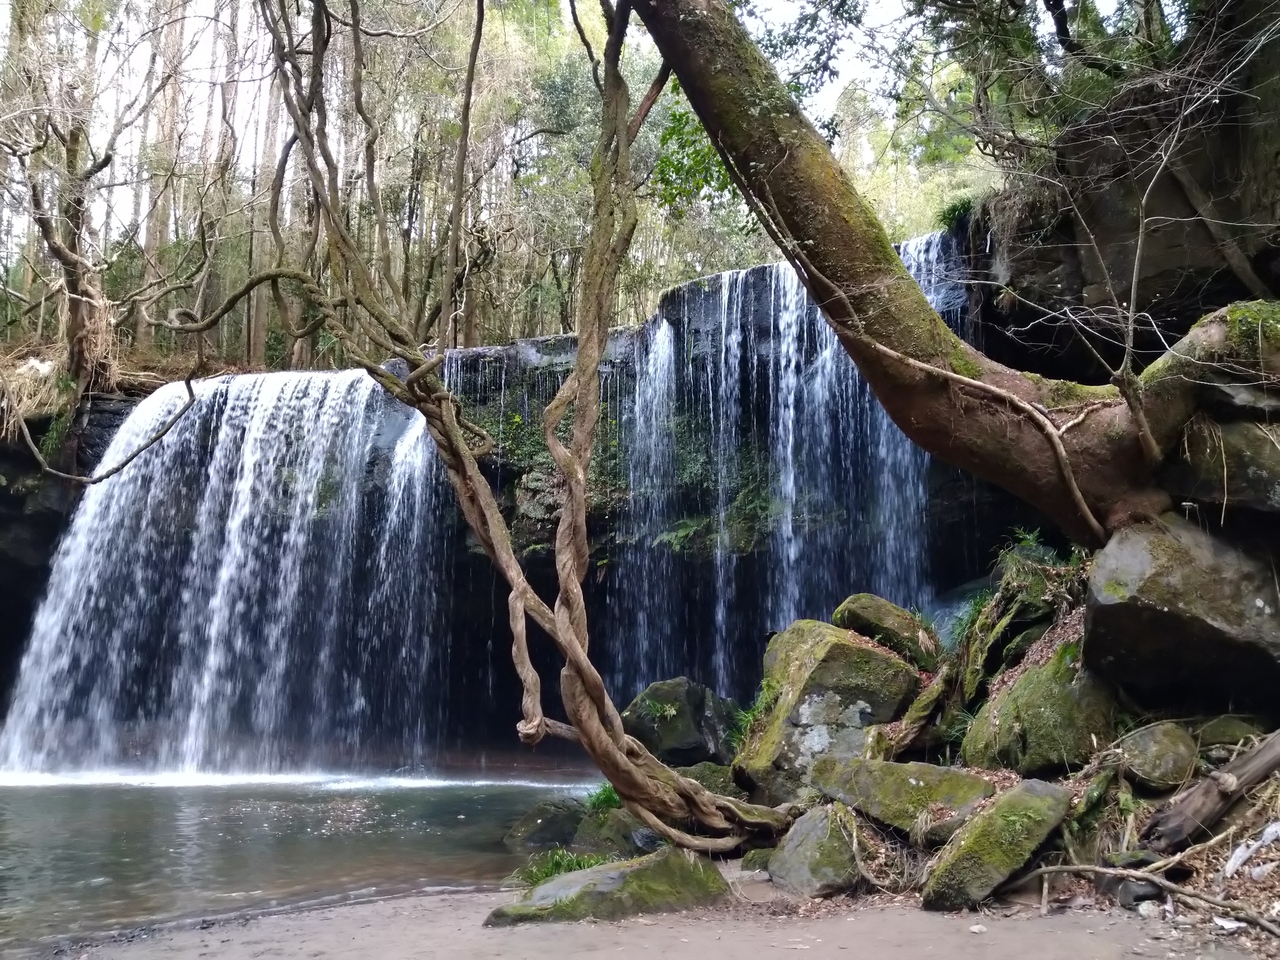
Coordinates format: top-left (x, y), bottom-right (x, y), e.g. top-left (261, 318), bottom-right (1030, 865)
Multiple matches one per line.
top-left (66, 883), bottom-right (1258, 960)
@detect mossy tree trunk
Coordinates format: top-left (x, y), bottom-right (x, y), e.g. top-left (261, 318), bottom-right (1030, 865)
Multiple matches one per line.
top-left (631, 0), bottom-right (1280, 545)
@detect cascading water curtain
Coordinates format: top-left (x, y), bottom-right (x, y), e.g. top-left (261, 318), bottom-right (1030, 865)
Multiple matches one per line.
top-left (609, 232), bottom-right (966, 705)
top-left (0, 371), bottom-right (455, 774)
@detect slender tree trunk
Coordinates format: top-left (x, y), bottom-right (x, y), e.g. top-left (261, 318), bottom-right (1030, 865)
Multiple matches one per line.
top-left (440, 0), bottom-right (484, 350)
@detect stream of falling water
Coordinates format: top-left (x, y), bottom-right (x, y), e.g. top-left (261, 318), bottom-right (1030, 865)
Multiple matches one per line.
top-left (0, 231), bottom-right (970, 771)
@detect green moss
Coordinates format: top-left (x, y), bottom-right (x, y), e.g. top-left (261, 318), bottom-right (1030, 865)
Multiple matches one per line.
top-left (735, 621), bottom-right (920, 803)
top-left (675, 762), bottom-right (747, 800)
top-left (485, 847), bottom-right (728, 926)
top-left (1223, 300), bottom-right (1280, 359)
top-left (1045, 378), bottom-right (1117, 408)
top-left (962, 641), bottom-right (1116, 776)
top-left (741, 847), bottom-right (774, 872)
top-left (921, 780), bottom-right (1071, 911)
top-left (571, 807), bottom-right (646, 857)
top-left (949, 350), bottom-right (983, 380)
top-left (812, 757), bottom-right (994, 845)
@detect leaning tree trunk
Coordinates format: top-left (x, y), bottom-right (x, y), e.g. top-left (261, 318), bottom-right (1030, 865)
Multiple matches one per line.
top-left (630, 0), bottom-right (1278, 546)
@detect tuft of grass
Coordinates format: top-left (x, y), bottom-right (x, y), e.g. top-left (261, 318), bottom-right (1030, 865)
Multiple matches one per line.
top-left (584, 782), bottom-right (622, 813)
top-left (639, 697), bottom-right (679, 722)
top-left (727, 677), bottom-right (781, 753)
top-left (936, 194), bottom-right (977, 232)
top-left (952, 589), bottom-right (993, 649)
top-left (38, 407), bottom-right (73, 460)
top-left (507, 848), bottom-right (615, 888)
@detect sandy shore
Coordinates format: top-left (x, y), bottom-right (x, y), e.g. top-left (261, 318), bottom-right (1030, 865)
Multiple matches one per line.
top-left (62, 883), bottom-right (1252, 960)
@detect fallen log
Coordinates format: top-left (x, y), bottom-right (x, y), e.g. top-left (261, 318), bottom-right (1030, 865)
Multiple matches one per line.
top-left (1142, 730), bottom-right (1280, 853)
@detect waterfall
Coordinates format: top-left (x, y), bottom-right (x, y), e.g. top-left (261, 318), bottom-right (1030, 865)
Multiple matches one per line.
top-left (607, 231), bottom-right (968, 701)
top-left (0, 371), bottom-right (454, 773)
top-left (1, 230), bottom-right (974, 773)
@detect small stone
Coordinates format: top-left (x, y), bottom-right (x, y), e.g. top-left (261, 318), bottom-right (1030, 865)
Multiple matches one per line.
top-left (969, 924), bottom-right (987, 934)
top-left (1138, 901), bottom-right (1162, 920)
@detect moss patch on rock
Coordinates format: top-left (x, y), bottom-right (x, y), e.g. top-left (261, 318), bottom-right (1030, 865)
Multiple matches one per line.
top-left (675, 762), bottom-right (748, 800)
top-left (485, 846), bottom-right (729, 926)
top-left (961, 641), bottom-right (1116, 777)
top-left (504, 798), bottom-right (588, 851)
top-left (571, 808), bottom-right (657, 857)
top-left (1117, 722), bottom-right (1198, 791)
top-left (741, 847), bottom-right (774, 872)
top-left (811, 757), bottom-right (995, 846)
top-left (1196, 716), bottom-right (1264, 747)
top-left (622, 677), bottom-right (739, 767)
top-left (921, 780), bottom-right (1071, 911)
top-left (767, 803), bottom-right (862, 898)
top-left (831, 594), bottom-right (940, 671)
top-left (735, 620), bottom-right (921, 804)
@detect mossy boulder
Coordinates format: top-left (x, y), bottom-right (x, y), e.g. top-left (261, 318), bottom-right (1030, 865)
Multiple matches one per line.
top-left (1084, 514), bottom-right (1280, 714)
top-left (767, 804), bottom-right (862, 898)
top-left (831, 594), bottom-right (940, 671)
top-left (571, 808), bottom-right (660, 857)
top-left (675, 762), bottom-right (748, 800)
top-left (741, 847), bottom-right (774, 872)
top-left (961, 641), bottom-right (1116, 777)
top-left (921, 780), bottom-right (1071, 911)
top-left (621, 677), bottom-right (739, 766)
top-left (811, 758), bottom-right (995, 846)
top-left (1117, 722), bottom-right (1198, 791)
top-left (735, 620), bottom-right (921, 805)
top-left (503, 798), bottom-right (588, 851)
top-left (484, 846), bottom-right (729, 926)
top-left (1196, 716), bottom-right (1264, 747)
top-left (1162, 419), bottom-right (1280, 516)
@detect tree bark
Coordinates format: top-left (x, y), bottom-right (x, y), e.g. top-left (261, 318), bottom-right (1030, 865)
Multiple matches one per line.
top-left (629, 0), bottom-right (1272, 545)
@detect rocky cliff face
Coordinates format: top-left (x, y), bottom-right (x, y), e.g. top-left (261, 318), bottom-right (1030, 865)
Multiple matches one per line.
top-left (965, 49), bottom-right (1280, 384)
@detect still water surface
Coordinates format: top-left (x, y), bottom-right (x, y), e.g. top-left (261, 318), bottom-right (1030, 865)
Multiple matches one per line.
top-left (0, 770), bottom-right (593, 948)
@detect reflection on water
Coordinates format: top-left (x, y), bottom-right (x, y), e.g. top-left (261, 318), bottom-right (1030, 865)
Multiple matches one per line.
top-left (0, 772), bottom-right (594, 948)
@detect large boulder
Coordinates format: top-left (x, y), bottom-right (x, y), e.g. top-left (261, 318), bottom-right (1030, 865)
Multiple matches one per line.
top-left (674, 762), bottom-right (748, 800)
top-left (1117, 722), bottom-right (1198, 792)
top-left (831, 594), bottom-right (940, 671)
top-left (1162, 419), bottom-right (1280, 515)
top-left (621, 677), bottom-right (738, 767)
top-left (734, 620), bottom-right (920, 805)
top-left (767, 804), bottom-right (862, 898)
top-left (1084, 515), bottom-right (1280, 713)
top-left (811, 758), bottom-right (995, 846)
top-left (921, 780), bottom-right (1071, 911)
top-left (484, 846), bottom-right (729, 925)
top-left (503, 798), bottom-right (588, 851)
top-left (962, 640), bottom-right (1117, 777)
top-left (571, 808), bottom-right (661, 857)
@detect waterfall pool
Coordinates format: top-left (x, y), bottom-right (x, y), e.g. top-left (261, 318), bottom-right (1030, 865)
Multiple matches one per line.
top-left (0, 768), bottom-right (594, 950)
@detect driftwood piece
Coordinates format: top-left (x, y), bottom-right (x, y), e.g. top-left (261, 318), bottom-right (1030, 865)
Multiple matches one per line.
top-left (1142, 731), bottom-right (1280, 853)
